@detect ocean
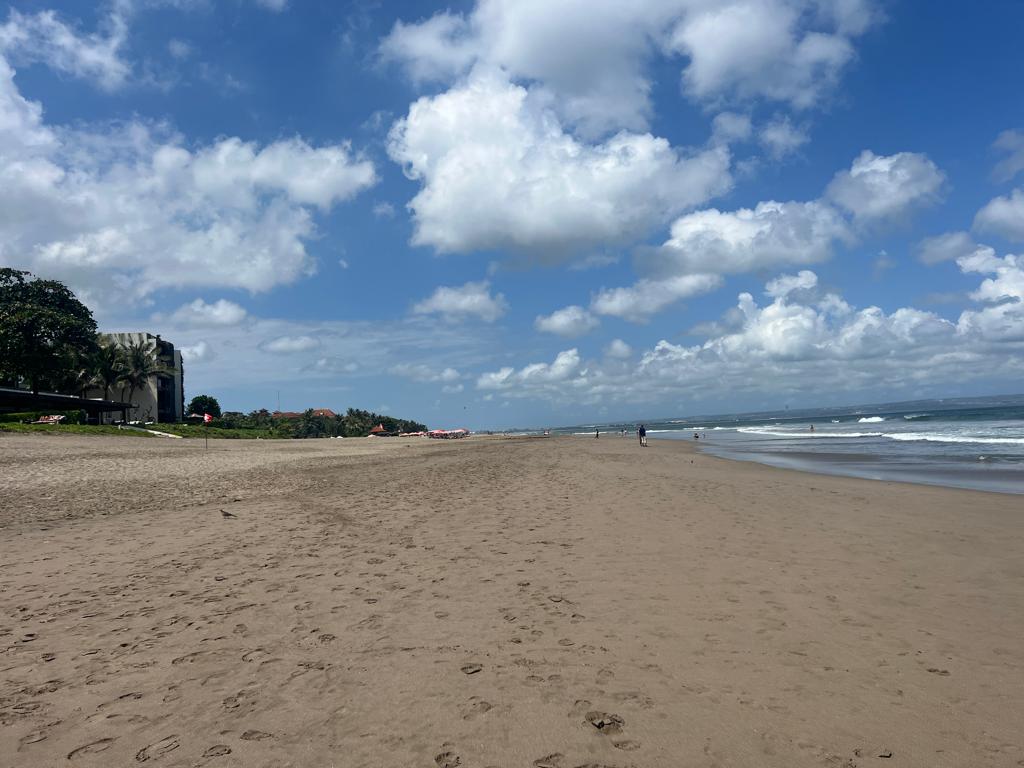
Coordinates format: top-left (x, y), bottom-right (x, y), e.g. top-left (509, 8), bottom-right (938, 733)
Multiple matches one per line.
top-left (553, 394), bottom-right (1024, 495)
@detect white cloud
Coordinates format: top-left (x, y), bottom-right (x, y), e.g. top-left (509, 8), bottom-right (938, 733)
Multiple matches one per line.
top-left (758, 114), bottom-right (809, 158)
top-left (604, 339), bottom-right (632, 358)
top-left (372, 201), bottom-right (395, 218)
top-left (0, 55), bottom-right (377, 306)
top-left (166, 298), bottom-right (248, 327)
top-left (974, 188), bottom-right (1024, 242)
top-left (442, 383), bottom-right (465, 394)
top-left (956, 250), bottom-right (1024, 342)
top-left (391, 363), bottom-right (462, 383)
top-left (477, 348), bottom-right (582, 390)
top-left (668, 0), bottom-right (878, 109)
top-left (534, 305), bottom-right (599, 337)
top-left (993, 129), bottom-right (1024, 182)
top-left (591, 274), bottom-right (723, 322)
top-left (475, 259), bottom-right (1024, 406)
top-left (915, 231), bottom-right (978, 265)
top-left (262, 335), bottom-right (320, 354)
top-left (0, 7), bottom-right (130, 90)
top-left (254, 0), bottom-right (289, 11)
top-left (826, 150), bottom-right (945, 222)
top-left (412, 280), bottom-right (509, 322)
top-left (647, 200), bottom-right (849, 275)
top-left (764, 269), bottom-right (818, 299)
top-left (383, 1), bottom-right (878, 135)
top-left (388, 68), bottom-right (731, 256)
top-left (711, 112), bottom-right (753, 144)
top-left (179, 340), bottom-right (212, 362)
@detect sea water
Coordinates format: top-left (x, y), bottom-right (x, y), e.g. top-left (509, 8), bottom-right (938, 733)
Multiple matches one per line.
top-left (557, 395), bottom-right (1024, 494)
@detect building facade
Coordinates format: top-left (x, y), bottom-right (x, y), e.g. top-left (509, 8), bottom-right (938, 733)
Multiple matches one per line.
top-left (88, 333), bottom-right (184, 423)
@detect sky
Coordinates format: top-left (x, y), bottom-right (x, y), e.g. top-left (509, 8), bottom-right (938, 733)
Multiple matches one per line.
top-left (1, 0), bottom-right (1023, 429)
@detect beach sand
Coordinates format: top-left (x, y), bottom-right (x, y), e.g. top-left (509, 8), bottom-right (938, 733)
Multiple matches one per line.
top-left (1, 432), bottom-right (1022, 767)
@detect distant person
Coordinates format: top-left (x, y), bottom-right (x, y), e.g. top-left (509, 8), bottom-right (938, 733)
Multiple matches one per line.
top-left (638, 424), bottom-right (647, 447)
top-left (595, 428), bottom-right (599, 439)
top-left (810, 424), bottom-right (815, 432)
top-left (693, 432), bottom-right (700, 440)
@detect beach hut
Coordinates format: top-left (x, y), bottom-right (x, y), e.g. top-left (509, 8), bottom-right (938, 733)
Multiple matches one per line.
top-left (369, 423), bottom-right (387, 436)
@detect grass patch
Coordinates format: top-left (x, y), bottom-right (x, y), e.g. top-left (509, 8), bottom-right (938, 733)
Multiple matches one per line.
top-left (0, 423), bottom-right (154, 437)
top-left (148, 423), bottom-right (283, 439)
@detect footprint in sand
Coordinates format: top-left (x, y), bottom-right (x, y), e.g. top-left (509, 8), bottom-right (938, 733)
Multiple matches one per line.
top-left (202, 745), bottom-right (232, 757)
top-left (135, 735), bottom-right (180, 762)
top-left (68, 738), bottom-right (116, 760)
top-left (460, 663), bottom-right (483, 675)
top-left (927, 667), bottom-right (950, 676)
top-left (240, 730), bottom-right (274, 741)
top-left (435, 750), bottom-right (461, 768)
top-left (19, 730), bottom-right (48, 748)
top-left (613, 739), bottom-right (640, 751)
top-left (462, 697), bottom-right (492, 720)
top-left (584, 711), bottom-right (625, 734)
top-left (533, 753), bottom-right (564, 767)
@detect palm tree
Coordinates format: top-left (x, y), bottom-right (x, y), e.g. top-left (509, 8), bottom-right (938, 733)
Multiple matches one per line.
top-left (92, 342), bottom-right (126, 401)
top-left (118, 338), bottom-right (165, 419)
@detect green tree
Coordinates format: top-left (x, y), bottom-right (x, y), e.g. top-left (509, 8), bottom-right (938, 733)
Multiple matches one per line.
top-left (188, 394), bottom-right (221, 417)
top-left (0, 268), bottom-right (98, 393)
top-left (118, 337), bottom-right (165, 414)
top-left (92, 342), bottom-right (126, 400)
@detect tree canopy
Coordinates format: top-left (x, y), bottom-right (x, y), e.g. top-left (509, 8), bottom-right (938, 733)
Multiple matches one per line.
top-left (188, 394), bottom-right (222, 417)
top-left (0, 268), bottom-right (98, 393)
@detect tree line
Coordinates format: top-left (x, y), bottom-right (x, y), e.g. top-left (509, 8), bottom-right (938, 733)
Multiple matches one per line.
top-left (2, 269), bottom-right (428, 436)
top-left (0, 268), bottom-right (164, 402)
top-left (202, 407), bottom-right (426, 438)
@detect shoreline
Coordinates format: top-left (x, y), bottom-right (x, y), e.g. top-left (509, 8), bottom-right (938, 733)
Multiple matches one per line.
top-left (2, 433), bottom-right (1022, 766)
top-left (626, 433), bottom-right (1024, 496)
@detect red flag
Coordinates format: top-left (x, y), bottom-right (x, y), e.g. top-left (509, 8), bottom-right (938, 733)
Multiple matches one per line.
top-left (203, 413), bottom-right (213, 423)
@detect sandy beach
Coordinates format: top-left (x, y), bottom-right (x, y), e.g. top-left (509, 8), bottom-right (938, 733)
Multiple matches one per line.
top-left (1, 433), bottom-right (1022, 768)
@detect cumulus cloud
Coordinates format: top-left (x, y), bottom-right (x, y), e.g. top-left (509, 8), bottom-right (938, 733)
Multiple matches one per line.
top-left (261, 335), bottom-right (320, 354)
top-left (0, 7), bottom-right (130, 90)
top-left (826, 150), bottom-right (945, 222)
top-left (165, 298), bottom-right (248, 327)
top-left (667, 0), bottom-right (873, 109)
top-left (758, 115), bottom-right (809, 158)
top-left (992, 129), bottom-right (1024, 182)
top-left (477, 349), bottom-right (581, 390)
top-left (646, 200), bottom-right (849, 276)
top-left (179, 340), bottom-right (212, 363)
top-left (534, 305), bottom-right (599, 337)
top-left (412, 280), bottom-right (509, 322)
top-left (974, 188), bottom-right (1024, 242)
top-left (604, 339), bottom-right (633, 358)
top-left (391, 363), bottom-right (462, 383)
top-left (475, 259), bottom-right (1024, 406)
top-left (0, 55), bottom-right (377, 306)
top-left (387, 68), bottom-right (731, 257)
top-left (591, 274), bottom-right (723, 322)
top-left (383, 0), bottom-right (878, 134)
top-left (915, 231), bottom-right (978, 265)
top-left (584, 150), bottom-right (939, 323)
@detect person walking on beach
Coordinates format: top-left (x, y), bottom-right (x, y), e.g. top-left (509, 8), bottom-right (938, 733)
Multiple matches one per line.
top-left (638, 424), bottom-right (647, 447)
top-left (595, 428), bottom-right (600, 439)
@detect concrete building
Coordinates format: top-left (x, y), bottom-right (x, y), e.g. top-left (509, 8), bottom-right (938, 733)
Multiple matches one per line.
top-left (87, 333), bottom-right (184, 423)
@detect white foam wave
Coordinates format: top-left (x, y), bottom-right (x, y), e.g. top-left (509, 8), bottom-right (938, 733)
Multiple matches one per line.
top-left (886, 432), bottom-right (1024, 446)
top-left (858, 416), bottom-right (885, 423)
top-left (737, 427), bottom-right (884, 439)
top-left (903, 413), bottom-right (930, 420)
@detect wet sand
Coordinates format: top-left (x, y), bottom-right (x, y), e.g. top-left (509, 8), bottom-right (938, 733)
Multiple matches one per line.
top-left (1, 432), bottom-right (1023, 767)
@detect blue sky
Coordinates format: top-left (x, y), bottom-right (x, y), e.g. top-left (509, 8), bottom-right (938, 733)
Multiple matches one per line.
top-left (2, 0), bottom-right (1023, 429)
